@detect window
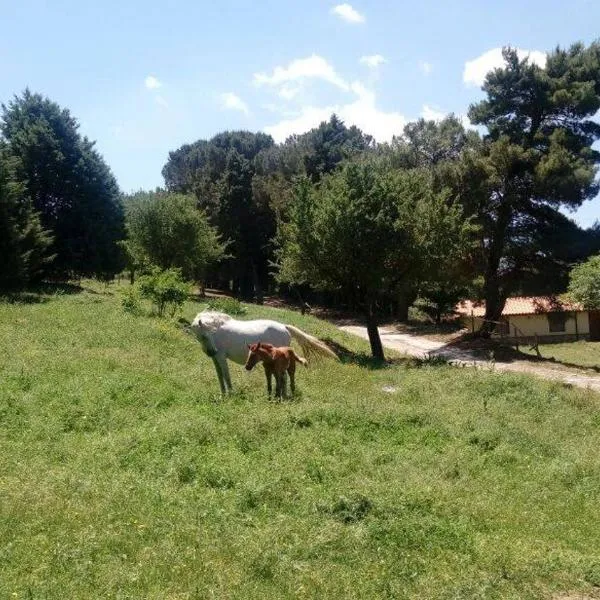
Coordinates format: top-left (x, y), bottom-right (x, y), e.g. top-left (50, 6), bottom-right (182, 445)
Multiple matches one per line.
top-left (547, 312), bottom-right (566, 333)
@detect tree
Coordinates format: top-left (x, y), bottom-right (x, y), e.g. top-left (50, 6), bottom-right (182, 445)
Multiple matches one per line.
top-left (568, 255), bottom-right (600, 309)
top-left (467, 43), bottom-right (600, 334)
top-left (1, 90), bottom-right (125, 278)
top-left (162, 131), bottom-right (275, 299)
top-left (0, 145), bottom-right (53, 289)
top-left (277, 162), bottom-right (474, 360)
top-left (380, 116), bottom-right (482, 320)
top-left (123, 191), bottom-right (226, 288)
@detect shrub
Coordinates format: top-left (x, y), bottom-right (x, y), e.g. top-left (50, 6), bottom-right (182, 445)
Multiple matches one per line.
top-left (206, 297), bottom-right (247, 316)
top-left (121, 286), bottom-right (142, 315)
top-left (137, 267), bottom-right (191, 317)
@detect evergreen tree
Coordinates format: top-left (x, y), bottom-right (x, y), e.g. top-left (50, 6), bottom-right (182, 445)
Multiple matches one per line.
top-left (467, 43), bottom-right (600, 333)
top-left (0, 144), bottom-right (53, 289)
top-left (1, 90), bottom-right (125, 278)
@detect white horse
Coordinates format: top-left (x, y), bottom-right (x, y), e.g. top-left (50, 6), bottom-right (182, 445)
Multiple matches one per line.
top-left (190, 310), bottom-right (337, 394)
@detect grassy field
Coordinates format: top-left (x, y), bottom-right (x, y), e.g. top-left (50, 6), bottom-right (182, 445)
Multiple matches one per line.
top-left (520, 341), bottom-right (600, 372)
top-left (2, 282), bottom-right (600, 599)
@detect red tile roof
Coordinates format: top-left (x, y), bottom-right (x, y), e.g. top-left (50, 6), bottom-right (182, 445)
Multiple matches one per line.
top-left (456, 296), bottom-right (585, 317)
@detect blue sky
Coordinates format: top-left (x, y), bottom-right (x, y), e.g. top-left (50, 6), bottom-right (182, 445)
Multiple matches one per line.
top-left (2, 0), bottom-right (599, 227)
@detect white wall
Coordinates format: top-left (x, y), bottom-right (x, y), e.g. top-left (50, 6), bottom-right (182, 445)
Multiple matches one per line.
top-left (461, 312), bottom-right (590, 338)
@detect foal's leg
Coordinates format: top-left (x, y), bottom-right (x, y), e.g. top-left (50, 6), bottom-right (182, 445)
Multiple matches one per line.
top-left (288, 361), bottom-right (296, 395)
top-left (263, 363), bottom-right (273, 397)
top-left (275, 372), bottom-right (284, 400)
top-left (281, 370), bottom-right (288, 398)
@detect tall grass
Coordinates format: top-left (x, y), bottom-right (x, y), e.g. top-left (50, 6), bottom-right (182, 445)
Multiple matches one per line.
top-left (1, 282), bottom-right (599, 599)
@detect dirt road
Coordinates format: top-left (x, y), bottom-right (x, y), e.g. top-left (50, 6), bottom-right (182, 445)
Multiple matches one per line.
top-left (340, 325), bottom-right (600, 393)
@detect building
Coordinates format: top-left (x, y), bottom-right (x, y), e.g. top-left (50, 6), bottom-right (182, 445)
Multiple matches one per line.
top-left (456, 296), bottom-right (600, 343)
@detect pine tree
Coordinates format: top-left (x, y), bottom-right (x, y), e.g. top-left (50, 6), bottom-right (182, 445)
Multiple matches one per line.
top-left (468, 43), bottom-right (600, 333)
top-left (0, 145), bottom-right (53, 289)
top-left (1, 90), bottom-right (125, 279)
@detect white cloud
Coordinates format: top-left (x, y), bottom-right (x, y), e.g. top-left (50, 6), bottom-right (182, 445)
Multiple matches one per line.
top-left (145, 75), bottom-right (162, 90)
top-left (254, 54), bottom-right (349, 91)
top-left (418, 60), bottom-right (433, 75)
top-left (279, 85), bottom-right (301, 100)
top-left (264, 82), bottom-right (406, 143)
top-left (360, 54), bottom-right (386, 69)
top-left (463, 47), bottom-right (547, 87)
top-left (220, 92), bottom-right (249, 115)
top-left (421, 104), bottom-right (446, 122)
top-left (331, 3), bottom-right (365, 23)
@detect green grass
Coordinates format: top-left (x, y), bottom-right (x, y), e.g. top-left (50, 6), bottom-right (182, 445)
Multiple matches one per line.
top-left (2, 282), bottom-right (600, 599)
top-left (520, 340), bottom-right (600, 371)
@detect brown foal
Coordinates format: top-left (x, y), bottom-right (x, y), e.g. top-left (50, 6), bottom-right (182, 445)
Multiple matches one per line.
top-left (245, 342), bottom-right (308, 398)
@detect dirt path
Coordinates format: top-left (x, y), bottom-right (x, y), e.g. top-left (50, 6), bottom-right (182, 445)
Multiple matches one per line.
top-left (340, 325), bottom-right (600, 393)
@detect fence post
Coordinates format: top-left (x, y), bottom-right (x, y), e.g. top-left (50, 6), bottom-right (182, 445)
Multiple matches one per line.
top-left (471, 310), bottom-right (475, 333)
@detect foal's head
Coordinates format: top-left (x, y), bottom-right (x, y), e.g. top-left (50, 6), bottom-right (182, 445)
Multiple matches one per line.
top-left (245, 342), bottom-right (274, 371)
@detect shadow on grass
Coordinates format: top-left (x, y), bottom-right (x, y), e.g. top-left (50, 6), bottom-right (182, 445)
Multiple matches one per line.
top-left (0, 282), bottom-right (87, 305)
top-left (323, 338), bottom-right (447, 370)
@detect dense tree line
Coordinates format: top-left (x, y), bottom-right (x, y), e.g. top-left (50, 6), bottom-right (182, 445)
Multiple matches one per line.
top-left (2, 41), bottom-right (599, 356)
top-left (0, 90), bottom-right (125, 288)
top-left (162, 41), bottom-right (600, 351)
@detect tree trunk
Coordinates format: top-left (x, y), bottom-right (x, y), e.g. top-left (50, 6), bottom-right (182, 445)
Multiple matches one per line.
top-left (396, 290), bottom-right (416, 323)
top-left (366, 303), bottom-right (385, 361)
top-left (251, 261), bottom-right (263, 304)
top-left (479, 202), bottom-right (512, 337)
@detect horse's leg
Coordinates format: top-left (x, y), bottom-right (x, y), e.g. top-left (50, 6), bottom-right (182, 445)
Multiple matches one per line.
top-left (264, 364), bottom-right (272, 397)
top-left (211, 357), bottom-right (226, 395)
top-left (275, 372), bottom-right (283, 400)
top-left (219, 356), bottom-right (233, 394)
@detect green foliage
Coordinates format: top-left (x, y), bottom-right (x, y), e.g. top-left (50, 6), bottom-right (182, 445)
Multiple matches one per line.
top-left (137, 267), bottom-right (191, 317)
top-left (163, 132), bottom-right (277, 298)
top-left (206, 296), bottom-right (247, 316)
top-left (120, 285), bottom-right (142, 315)
top-left (2, 285), bottom-right (600, 598)
top-left (568, 254), bottom-right (600, 309)
top-left (0, 145), bottom-right (53, 289)
top-left (0, 90), bottom-right (125, 278)
top-left (161, 119), bottom-right (374, 298)
top-left (123, 190), bottom-right (226, 284)
top-left (277, 161), bottom-right (475, 356)
top-left (466, 43), bottom-right (600, 326)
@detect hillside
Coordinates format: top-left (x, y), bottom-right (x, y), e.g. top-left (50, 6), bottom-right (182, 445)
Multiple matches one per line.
top-left (1, 283), bottom-right (600, 599)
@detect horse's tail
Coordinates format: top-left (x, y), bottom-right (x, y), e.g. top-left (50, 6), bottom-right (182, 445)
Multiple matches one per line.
top-left (285, 325), bottom-right (338, 362)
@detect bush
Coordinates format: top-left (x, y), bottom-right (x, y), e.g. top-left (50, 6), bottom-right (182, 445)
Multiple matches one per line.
top-left (206, 297), bottom-right (247, 316)
top-left (121, 286), bottom-right (142, 315)
top-left (137, 268), bottom-right (191, 317)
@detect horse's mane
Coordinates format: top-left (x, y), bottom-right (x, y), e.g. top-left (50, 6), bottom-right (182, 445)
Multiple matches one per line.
top-left (193, 310), bottom-right (232, 333)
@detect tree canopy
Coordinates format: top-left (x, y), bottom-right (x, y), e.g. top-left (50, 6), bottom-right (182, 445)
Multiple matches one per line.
top-left (467, 43), bottom-right (600, 332)
top-left (568, 255), bottom-right (600, 309)
top-left (277, 161), bottom-right (474, 358)
top-left (0, 144), bottom-right (53, 290)
top-left (122, 191), bottom-right (226, 286)
top-left (1, 90), bottom-right (125, 279)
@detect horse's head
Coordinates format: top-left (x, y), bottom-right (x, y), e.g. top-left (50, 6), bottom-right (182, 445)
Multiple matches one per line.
top-left (245, 342), bottom-right (274, 371)
top-left (190, 311), bottom-right (229, 357)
